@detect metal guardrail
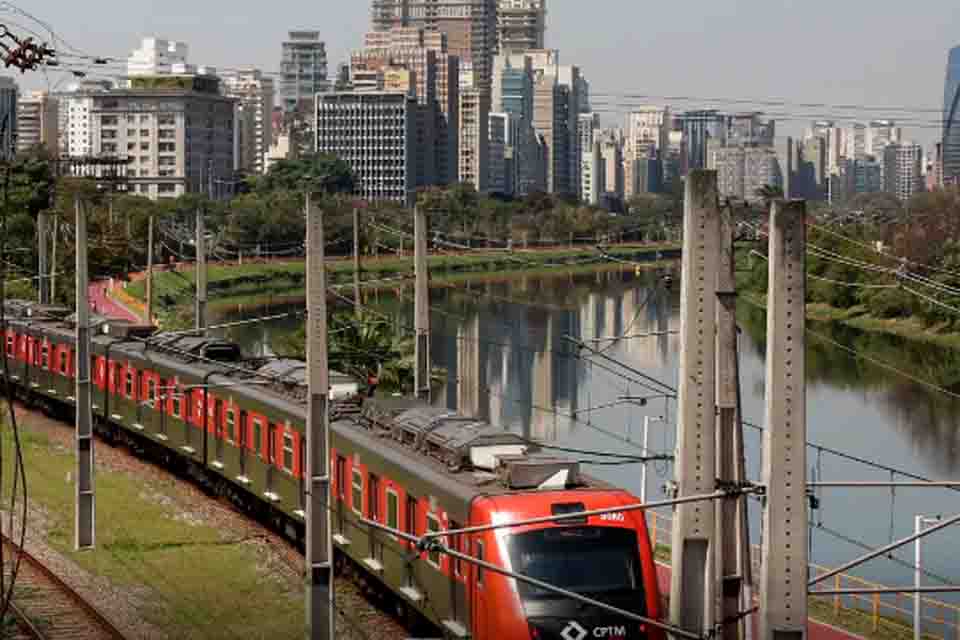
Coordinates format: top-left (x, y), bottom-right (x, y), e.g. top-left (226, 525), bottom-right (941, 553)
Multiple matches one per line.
top-left (647, 510), bottom-right (960, 638)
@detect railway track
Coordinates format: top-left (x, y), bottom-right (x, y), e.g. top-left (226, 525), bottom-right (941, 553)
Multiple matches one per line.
top-left (0, 535), bottom-right (126, 640)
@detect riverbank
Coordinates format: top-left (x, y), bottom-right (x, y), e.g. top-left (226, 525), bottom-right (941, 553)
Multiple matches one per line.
top-left (123, 244), bottom-right (679, 327)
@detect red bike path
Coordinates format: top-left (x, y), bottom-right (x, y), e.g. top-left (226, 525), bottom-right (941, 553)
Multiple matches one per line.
top-left (655, 565), bottom-right (863, 639)
top-left (88, 281), bottom-right (142, 324)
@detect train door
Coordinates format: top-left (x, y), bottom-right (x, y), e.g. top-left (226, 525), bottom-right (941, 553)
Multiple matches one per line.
top-left (470, 537), bottom-right (487, 640)
top-left (335, 455), bottom-right (347, 538)
top-left (215, 401), bottom-right (225, 466)
top-left (266, 422), bottom-right (276, 494)
top-left (404, 494), bottom-right (418, 589)
top-left (238, 410), bottom-right (248, 478)
top-left (368, 474), bottom-right (382, 566)
top-left (448, 523), bottom-right (468, 629)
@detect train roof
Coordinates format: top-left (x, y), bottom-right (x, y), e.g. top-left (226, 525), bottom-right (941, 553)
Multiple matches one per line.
top-left (346, 397), bottom-right (614, 497)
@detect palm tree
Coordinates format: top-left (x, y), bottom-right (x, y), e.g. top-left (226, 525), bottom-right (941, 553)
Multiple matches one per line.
top-left (754, 184), bottom-right (784, 209)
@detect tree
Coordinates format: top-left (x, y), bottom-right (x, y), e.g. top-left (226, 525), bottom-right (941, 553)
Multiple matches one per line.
top-left (754, 184), bottom-right (784, 208)
top-left (255, 153), bottom-right (356, 195)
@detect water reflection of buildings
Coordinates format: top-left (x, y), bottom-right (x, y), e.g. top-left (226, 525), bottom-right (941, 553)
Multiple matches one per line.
top-left (440, 271), bottom-right (677, 443)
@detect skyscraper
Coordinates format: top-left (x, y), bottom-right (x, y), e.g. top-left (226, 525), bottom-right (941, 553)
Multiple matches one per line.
top-left (497, 0), bottom-right (546, 53)
top-left (944, 46), bottom-right (960, 184)
top-left (279, 31), bottom-right (328, 113)
top-left (371, 0), bottom-right (497, 90)
top-left (883, 142), bottom-right (924, 201)
top-left (221, 70), bottom-right (275, 174)
top-left (0, 77), bottom-right (17, 160)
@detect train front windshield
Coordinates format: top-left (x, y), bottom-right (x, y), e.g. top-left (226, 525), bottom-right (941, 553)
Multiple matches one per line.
top-left (507, 527), bottom-right (643, 600)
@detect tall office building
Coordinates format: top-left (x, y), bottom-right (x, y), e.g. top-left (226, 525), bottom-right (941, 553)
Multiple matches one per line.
top-left (497, 0), bottom-right (546, 53)
top-left (279, 31), bottom-right (328, 113)
top-left (316, 92), bottom-right (417, 205)
top-left (491, 53), bottom-right (544, 194)
top-left (16, 91), bottom-right (58, 155)
top-left (883, 142), bottom-right (924, 201)
top-left (221, 70), bottom-right (275, 174)
top-left (581, 140), bottom-right (603, 205)
top-left (0, 77), bottom-right (17, 160)
top-left (127, 38), bottom-right (189, 77)
top-left (680, 110), bottom-right (726, 174)
top-left (355, 26), bottom-right (460, 185)
top-left (624, 107), bottom-right (669, 197)
top-left (371, 0), bottom-right (497, 91)
top-left (866, 120), bottom-right (901, 160)
top-left (944, 46), bottom-right (960, 184)
top-left (89, 75), bottom-right (236, 200)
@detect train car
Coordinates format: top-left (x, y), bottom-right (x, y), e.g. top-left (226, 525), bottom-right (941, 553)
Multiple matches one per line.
top-left (331, 397), bottom-right (664, 640)
top-left (0, 302), bottom-right (664, 640)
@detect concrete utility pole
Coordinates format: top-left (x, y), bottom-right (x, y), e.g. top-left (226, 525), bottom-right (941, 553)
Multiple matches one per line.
top-left (304, 192), bottom-right (334, 640)
top-left (759, 200), bottom-right (808, 639)
top-left (457, 313), bottom-right (481, 418)
top-left (50, 216), bottom-right (58, 303)
top-left (414, 205), bottom-right (431, 402)
top-left (74, 196), bottom-right (95, 550)
top-left (38, 210), bottom-right (49, 304)
top-left (716, 202), bottom-right (743, 638)
top-left (670, 170), bottom-right (721, 635)
top-left (145, 215), bottom-right (154, 326)
top-left (353, 207), bottom-right (361, 317)
top-left (195, 206), bottom-right (207, 332)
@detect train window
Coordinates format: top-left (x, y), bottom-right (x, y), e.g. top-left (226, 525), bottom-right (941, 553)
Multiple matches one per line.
top-left (336, 456), bottom-right (346, 500)
top-left (352, 469), bottom-right (363, 515)
top-left (5, 334), bottom-right (13, 356)
top-left (368, 474), bottom-right (380, 522)
top-left (426, 514), bottom-right (442, 568)
top-left (386, 488), bottom-right (399, 533)
top-left (172, 390), bottom-right (183, 419)
top-left (476, 541), bottom-right (484, 585)
top-left (59, 350), bottom-right (68, 375)
top-left (253, 419), bottom-right (264, 456)
top-left (267, 424), bottom-right (276, 463)
top-left (41, 343), bottom-right (49, 369)
top-left (125, 370), bottom-right (135, 398)
top-left (283, 433), bottom-right (294, 471)
top-left (506, 528), bottom-right (642, 602)
top-left (147, 379), bottom-right (157, 408)
top-left (226, 408), bottom-right (236, 443)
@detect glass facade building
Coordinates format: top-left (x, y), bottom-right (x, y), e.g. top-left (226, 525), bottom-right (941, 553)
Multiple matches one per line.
top-left (944, 46), bottom-right (960, 183)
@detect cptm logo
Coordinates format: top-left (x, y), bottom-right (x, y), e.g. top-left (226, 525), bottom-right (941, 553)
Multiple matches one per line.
top-left (561, 621), bottom-right (628, 640)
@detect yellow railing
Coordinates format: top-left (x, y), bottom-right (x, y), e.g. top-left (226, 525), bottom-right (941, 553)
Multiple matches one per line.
top-left (647, 510), bottom-right (960, 638)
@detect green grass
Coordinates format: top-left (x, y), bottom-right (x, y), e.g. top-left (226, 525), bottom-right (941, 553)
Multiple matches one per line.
top-left (1, 419), bottom-right (304, 639)
top-left (125, 244), bottom-right (680, 319)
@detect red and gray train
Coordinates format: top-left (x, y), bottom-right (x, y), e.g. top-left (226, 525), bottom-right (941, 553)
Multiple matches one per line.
top-left (0, 301), bottom-right (664, 640)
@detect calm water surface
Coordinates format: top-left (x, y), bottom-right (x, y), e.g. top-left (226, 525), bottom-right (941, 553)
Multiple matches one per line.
top-left (216, 267), bottom-right (960, 599)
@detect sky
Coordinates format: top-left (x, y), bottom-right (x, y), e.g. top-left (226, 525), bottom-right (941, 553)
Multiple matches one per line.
top-left (12, 0), bottom-right (960, 148)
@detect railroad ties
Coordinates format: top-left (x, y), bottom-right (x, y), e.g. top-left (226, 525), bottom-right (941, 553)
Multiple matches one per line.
top-left (1, 535), bottom-right (126, 640)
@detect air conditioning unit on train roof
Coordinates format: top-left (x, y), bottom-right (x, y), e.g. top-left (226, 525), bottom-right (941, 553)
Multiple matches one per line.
top-left (496, 456), bottom-right (581, 490)
top-left (390, 407), bottom-right (532, 471)
top-left (101, 320), bottom-right (156, 339)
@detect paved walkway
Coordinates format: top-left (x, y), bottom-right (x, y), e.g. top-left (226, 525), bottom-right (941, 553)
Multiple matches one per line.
top-left (88, 281), bottom-right (141, 323)
top-left (655, 565), bottom-right (865, 639)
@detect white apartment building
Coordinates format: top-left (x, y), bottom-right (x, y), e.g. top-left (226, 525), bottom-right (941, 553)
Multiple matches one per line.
top-left (316, 91), bottom-right (416, 205)
top-left (89, 77), bottom-right (236, 200)
top-left (459, 87), bottom-right (489, 192)
top-left (581, 141), bottom-right (603, 205)
top-left (221, 70), bottom-right (275, 174)
top-left (127, 38), bottom-right (189, 77)
top-left (17, 91), bottom-right (58, 155)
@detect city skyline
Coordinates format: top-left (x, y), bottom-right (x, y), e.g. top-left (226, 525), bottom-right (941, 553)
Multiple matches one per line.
top-left (13, 0), bottom-right (958, 148)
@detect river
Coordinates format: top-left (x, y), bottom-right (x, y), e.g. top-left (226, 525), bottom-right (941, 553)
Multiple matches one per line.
top-left (214, 266), bottom-right (960, 621)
